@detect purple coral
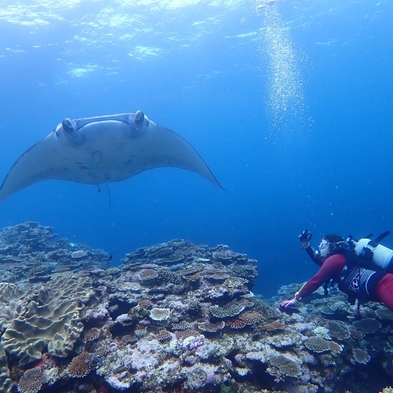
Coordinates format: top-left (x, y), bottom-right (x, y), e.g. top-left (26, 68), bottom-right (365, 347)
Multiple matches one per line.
top-left (188, 337), bottom-right (204, 350)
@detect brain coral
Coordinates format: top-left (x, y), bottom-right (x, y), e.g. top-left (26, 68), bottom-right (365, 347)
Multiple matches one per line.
top-left (17, 367), bottom-right (45, 393)
top-left (2, 275), bottom-right (92, 365)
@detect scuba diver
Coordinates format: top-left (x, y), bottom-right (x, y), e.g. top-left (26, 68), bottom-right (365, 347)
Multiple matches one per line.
top-left (280, 229), bottom-right (393, 312)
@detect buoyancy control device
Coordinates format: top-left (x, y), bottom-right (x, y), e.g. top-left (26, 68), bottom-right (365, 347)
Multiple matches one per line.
top-left (347, 231), bottom-right (393, 273)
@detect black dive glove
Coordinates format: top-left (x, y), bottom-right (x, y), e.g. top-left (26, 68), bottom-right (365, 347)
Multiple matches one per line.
top-left (299, 229), bottom-right (312, 249)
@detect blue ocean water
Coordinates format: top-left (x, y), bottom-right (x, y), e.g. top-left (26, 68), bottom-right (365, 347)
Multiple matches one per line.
top-left (0, 0), bottom-right (392, 297)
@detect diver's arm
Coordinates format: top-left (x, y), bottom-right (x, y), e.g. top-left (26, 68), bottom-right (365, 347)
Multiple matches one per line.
top-left (295, 254), bottom-right (346, 300)
top-left (304, 245), bottom-right (323, 267)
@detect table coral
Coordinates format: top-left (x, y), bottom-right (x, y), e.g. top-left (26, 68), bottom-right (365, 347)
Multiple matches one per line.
top-left (351, 347), bottom-right (370, 364)
top-left (304, 337), bottom-right (331, 353)
top-left (209, 300), bottom-right (249, 318)
top-left (150, 308), bottom-right (171, 322)
top-left (353, 317), bottom-right (382, 334)
top-left (198, 321), bottom-right (225, 333)
top-left (269, 353), bottom-right (302, 378)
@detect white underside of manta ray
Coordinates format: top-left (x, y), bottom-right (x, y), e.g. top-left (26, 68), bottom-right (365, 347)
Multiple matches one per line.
top-left (0, 110), bottom-right (223, 202)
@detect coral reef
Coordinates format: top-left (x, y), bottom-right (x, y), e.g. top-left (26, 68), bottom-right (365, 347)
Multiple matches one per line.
top-left (0, 222), bottom-right (111, 283)
top-left (0, 222), bottom-right (393, 393)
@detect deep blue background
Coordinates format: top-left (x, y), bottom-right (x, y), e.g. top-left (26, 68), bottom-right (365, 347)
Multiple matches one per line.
top-left (0, 0), bottom-right (392, 297)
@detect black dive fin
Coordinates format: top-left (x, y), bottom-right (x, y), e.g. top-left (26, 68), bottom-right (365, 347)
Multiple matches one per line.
top-left (374, 231), bottom-right (390, 244)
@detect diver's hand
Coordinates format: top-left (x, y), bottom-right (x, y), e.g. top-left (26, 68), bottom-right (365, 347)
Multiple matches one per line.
top-left (280, 298), bottom-right (300, 308)
top-left (299, 229), bottom-right (312, 249)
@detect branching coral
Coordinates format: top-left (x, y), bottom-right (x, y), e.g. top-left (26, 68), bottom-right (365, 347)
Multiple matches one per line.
top-left (156, 330), bottom-right (172, 342)
top-left (83, 327), bottom-right (101, 342)
top-left (17, 367), bottom-right (45, 393)
top-left (172, 321), bottom-right (192, 330)
top-left (225, 319), bottom-right (247, 329)
top-left (66, 352), bottom-right (92, 378)
top-left (159, 270), bottom-right (185, 285)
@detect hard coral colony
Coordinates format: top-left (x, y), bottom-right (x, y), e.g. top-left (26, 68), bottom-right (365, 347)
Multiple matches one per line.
top-left (0, 222), bottom-right (393, 392)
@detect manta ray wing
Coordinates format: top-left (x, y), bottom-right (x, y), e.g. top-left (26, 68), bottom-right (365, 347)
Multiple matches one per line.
top-left (122, 125), bottom-right (223, 189)
top-left (0, 134), bottom-right (77, 202)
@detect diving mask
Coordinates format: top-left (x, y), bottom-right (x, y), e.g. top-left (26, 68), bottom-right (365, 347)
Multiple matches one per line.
top-left (318, 239), bottom-right (330, 257)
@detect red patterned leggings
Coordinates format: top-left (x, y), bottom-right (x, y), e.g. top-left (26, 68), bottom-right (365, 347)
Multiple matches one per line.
top-left (375, 274), bottom-right (393, 311)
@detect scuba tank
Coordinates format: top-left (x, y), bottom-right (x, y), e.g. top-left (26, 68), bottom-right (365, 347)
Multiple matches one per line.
top-left (348, 231), bottom-right (393, 273)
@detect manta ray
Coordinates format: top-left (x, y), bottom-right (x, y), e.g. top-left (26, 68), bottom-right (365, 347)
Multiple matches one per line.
top-left (0, 110), bottom-right (223, 202)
